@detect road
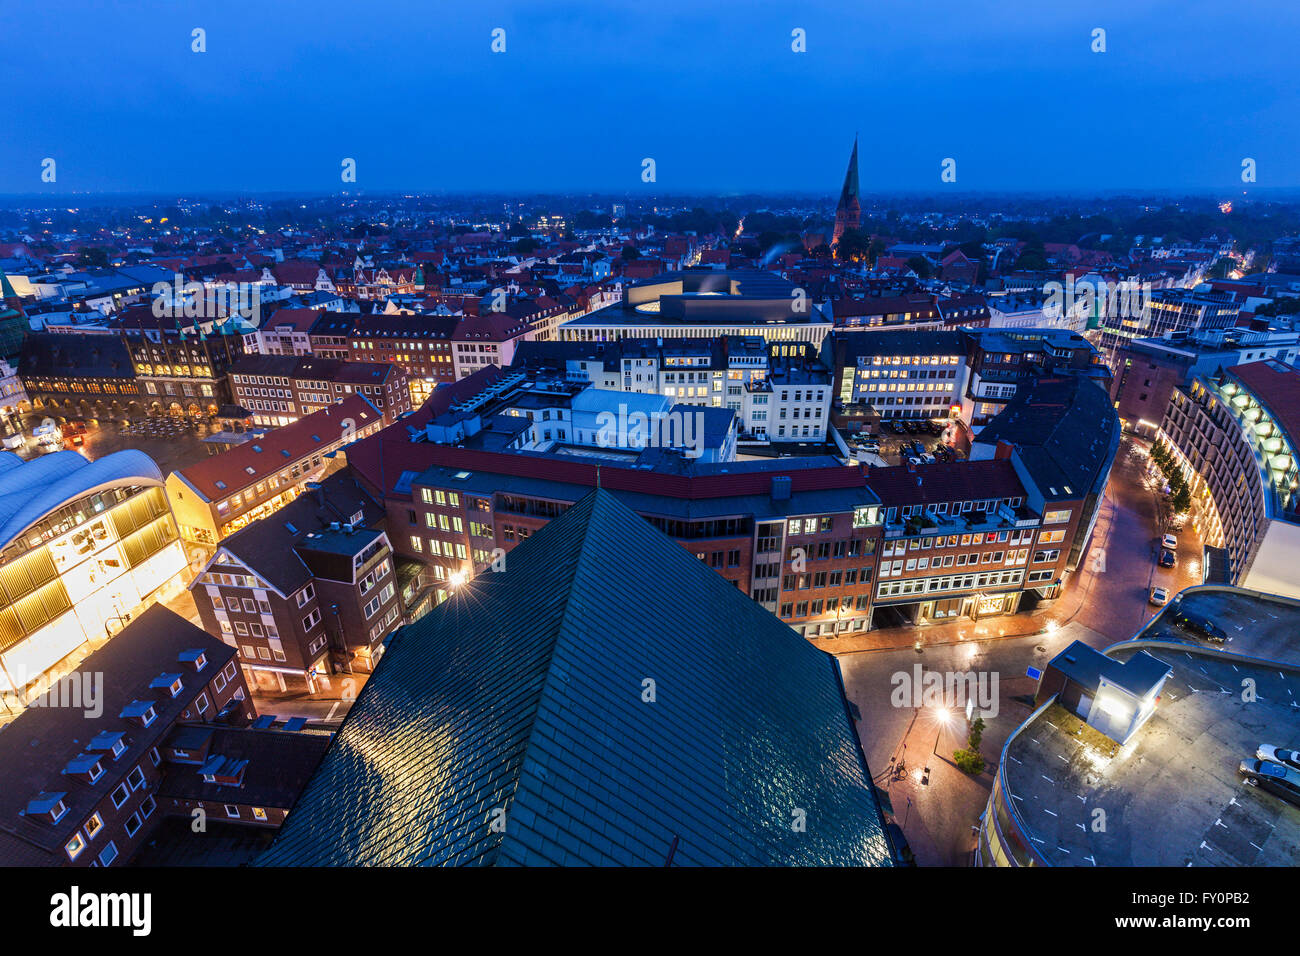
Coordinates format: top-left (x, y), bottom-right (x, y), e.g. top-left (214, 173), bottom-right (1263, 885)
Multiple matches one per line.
top-left (839, 433), bottom-right (1204, 865)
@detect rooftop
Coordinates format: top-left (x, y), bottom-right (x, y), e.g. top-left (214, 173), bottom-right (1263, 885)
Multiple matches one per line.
top-left (172, 393), bottom-right (377, 501)
top-left (256, 489), bottom-right (893, 866)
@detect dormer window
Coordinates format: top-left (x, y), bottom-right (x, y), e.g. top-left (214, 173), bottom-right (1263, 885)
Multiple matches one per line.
top-left (177, 650), bottom-right (208, 672)
top-left (25, 792), bottom-right (69, 824)
top-left (151, 672), bottom-right (185, 697)
top-left (88, 731), bottom-right (127, 759)
top-left (120, 701), bottom-right (157, 727)
top-left (62, 753), bottom-right (104, 784)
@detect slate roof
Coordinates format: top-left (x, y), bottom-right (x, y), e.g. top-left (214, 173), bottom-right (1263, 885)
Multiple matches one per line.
top-left (975, 375), bottom-right (1120, 501)
top-left (158, 728), bottom-right (331, 808)
top-left (1049, 641), bottom-right (1171, 699)
top-left (0, 606), bottom-right (236, 866)
top-left (204, 469), bottom-right (387, 596)
top-left (256, 488), bottom-right (892, 867)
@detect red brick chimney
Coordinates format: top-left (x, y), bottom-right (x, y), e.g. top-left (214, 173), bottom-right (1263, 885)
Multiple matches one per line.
top-left (993, 439), bottom-right (1016, 460)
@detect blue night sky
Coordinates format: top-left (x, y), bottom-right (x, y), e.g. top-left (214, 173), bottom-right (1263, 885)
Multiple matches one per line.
top-left (3, 0), bottom-right (1298, 195)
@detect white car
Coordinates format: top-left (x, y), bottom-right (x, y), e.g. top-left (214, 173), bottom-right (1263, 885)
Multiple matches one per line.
top-left (1149, 586), bottom-right (1170, 606)
top-left (1257, 745), bottom-right (1300, 773)
top-left (1162, 533), bottom-right (1178, 551)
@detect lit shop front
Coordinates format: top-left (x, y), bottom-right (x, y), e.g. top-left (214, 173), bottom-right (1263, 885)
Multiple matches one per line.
top-left (0, 452), bottom-right (187, 698)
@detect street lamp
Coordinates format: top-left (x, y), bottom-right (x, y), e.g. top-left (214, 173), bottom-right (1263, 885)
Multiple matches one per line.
top-left (931, 705), bottom-right (952, 755)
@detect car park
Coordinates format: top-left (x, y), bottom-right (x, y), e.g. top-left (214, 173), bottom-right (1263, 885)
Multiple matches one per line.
top-left (1162, 533), bottom-right (1178, 551)
top-left (1149, 586), bottom-right (1170, 606)
top-left (1239, 758), bottom-right (1300, 808)
top-left (1257, 745), bottom-right (1300, 773)
top-left (1158, 548), bottom-right (1176, 568)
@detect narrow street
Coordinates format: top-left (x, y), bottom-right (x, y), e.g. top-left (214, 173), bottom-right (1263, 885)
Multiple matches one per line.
top-left (839, 434), bottom-right (1206, 865)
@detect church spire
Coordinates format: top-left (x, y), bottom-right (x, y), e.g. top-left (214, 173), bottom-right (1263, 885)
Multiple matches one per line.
top-left (832, 136), bottom-right (862, 255)
top-left (838, 135), bottom-right (860, 207)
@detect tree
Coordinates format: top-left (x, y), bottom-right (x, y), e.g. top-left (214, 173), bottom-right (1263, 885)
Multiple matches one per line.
top-left (906, 255), bottom-right (933, 279)
top-left (620, 244), bottom-right (640, 261)
top-left (953, 749), bottom-right (986, 774)
top-left (835, 228), bottom-right (871, 262)
top-left (968, 716), bottom-right (985, 751)
top-left (1172, 483), bottom-right (1192, 515)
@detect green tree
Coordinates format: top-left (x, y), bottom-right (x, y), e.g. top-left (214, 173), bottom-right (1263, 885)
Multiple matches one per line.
top-left (835, 228), bottom-right (871, 262)
top-left (968, 716), bottom-right (985, 751)
top-left (953, 749), bottom-right (986, 774)
top-left (906, 255), bottom-right (933, 279)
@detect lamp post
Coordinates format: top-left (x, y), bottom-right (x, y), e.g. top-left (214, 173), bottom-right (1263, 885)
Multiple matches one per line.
top-left (932, 705), bottom-right (951, 756)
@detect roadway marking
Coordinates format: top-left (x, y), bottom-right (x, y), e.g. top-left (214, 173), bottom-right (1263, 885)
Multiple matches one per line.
top-left (1043, 809), bottom-right (1058, 817)
top-left (325, 702), bottom-right (341, 720)
top-left (1084, 855), bottom-right (1096, 865)
top-left (1009, 756), bottom-right (1022, 764)
top-left (1041, 775), bottom-right (1055, 784)
top-left (1250, 841), bottom-right (1264, 852)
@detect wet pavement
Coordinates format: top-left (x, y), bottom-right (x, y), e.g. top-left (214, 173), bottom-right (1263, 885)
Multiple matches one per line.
top-left (835, 433), bottom-right (1213, 865)
top-left (8, 412), bottom-right (216, 476)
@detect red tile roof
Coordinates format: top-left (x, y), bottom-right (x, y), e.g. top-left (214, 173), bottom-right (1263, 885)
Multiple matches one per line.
top-left (174, 393), bottom-right (378, 500)
top-left (1229, 361), bottom-right (1300, 449)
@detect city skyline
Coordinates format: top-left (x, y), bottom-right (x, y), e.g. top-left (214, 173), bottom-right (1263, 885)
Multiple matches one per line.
top-left (5, 0), bottom-right (1300, 194)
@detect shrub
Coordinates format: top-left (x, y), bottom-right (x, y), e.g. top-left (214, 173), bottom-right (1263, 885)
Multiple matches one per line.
top-left (953, 749), bottom-right (986, 774)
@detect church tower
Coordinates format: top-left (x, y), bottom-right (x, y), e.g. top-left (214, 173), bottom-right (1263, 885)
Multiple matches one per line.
top-left (832, 137), bottom-right (861, 255)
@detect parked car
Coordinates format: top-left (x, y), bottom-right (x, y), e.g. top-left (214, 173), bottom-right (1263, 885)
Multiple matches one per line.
top-left (1239, 759), bottom-right (1300, 807)
top-left (1158, 548), bottom-right (1176, 568)
top-left (1162, 533), bottom-right (1178, 551)
top-left (1257, 745), bottom-right (1300, 773)
top-left (1170, 608), bottom-right (1227, 644)
top-left (1149, 586), bottom-right (1170, 606)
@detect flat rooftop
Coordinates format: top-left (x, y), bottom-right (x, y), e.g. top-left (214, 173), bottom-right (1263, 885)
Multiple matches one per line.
top-left (1003, 589), bottom-right (1300, 867)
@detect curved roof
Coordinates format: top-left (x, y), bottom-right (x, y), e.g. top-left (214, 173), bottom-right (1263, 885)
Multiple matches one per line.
top-left (0, 449), bottom-right (164, 552)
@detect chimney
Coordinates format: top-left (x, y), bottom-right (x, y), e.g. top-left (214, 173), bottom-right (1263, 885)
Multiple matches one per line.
top-left (904, 458), bottom-right (916, 474)
top-left (770, 475), bottom-right (792, 501)
top-left (994, 439), bottom-right (1015, 460)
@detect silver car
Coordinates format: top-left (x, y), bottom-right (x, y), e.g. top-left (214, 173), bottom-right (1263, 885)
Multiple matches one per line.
top-left (1257, 745), bottom-right (1300, 773)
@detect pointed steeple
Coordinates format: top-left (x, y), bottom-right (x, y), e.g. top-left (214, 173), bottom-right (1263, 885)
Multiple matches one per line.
top-left (832, 136), bottom-right (863, 254)
top-left (838, 135), bottom-right (860, 207)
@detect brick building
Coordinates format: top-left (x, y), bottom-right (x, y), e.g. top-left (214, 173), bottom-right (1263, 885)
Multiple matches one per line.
top-left (190, 471), bottom-right (403, 692)
top-left (227, 354), bottom-right (412, 427)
